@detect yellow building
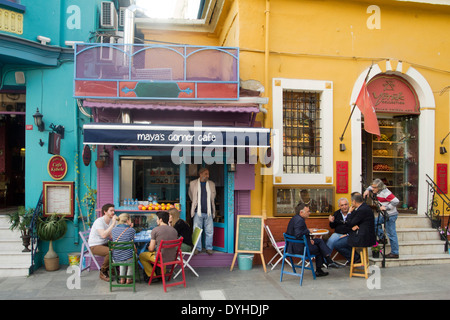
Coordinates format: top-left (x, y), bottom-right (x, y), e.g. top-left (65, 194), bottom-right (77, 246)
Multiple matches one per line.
top-left (138, 0), bottom-right (450, 223)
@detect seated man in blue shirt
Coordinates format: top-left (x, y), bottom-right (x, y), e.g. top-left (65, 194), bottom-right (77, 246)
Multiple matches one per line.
top-left (286, 202), bottom-right (335, 277)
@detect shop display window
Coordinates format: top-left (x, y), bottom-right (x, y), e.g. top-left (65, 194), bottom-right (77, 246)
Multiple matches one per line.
top-left (119, 155), bottom-right (179, 206)
top-left (273, 186), bottom-right (334, 217)
top-left (362, 116), bottom-right (419, 213)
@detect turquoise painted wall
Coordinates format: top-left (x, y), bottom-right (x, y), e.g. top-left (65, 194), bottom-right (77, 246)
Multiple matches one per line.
top-left (1, 0), bottom-right (105, 45)
top-left (15, 0), bottom-right (113, 266)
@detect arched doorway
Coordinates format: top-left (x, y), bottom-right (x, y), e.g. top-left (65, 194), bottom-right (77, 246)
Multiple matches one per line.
top-left (350, 61), bottom-right (435, 216)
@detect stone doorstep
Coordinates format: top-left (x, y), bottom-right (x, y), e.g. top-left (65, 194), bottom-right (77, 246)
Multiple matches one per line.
top-left (370, 253), bottom-right (450, 267)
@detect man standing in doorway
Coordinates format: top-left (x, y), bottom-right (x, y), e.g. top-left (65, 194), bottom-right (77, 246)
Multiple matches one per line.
top-left (189, 167), bottom-right (216, 255)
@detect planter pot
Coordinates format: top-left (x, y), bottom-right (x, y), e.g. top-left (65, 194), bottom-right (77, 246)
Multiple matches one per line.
top-left (21, 235), bottom-right (31, 252)
top-left (44, 257), bottom-right (60, 271)
top-left (372, 251), bottom-right (380, 258)
top-left (432, 219), bottom-right (441, 229)
top-left (95, 160), bottom-right (105, 169)
top-left (44, 240), bottom-right (59, 271)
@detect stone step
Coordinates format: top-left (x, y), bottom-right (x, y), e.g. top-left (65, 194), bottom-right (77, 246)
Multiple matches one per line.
top-left (0, 252), bottom-right (31, 265)
top-left (0, 239), bottom-right (26, 252)
top-left (396, 228), bottom-right (441, 241)
top-left (0, 227), bottom-right (22, 241)
top-left (375, 240), bottom-right (446, 255)
top-left (0, 264), bottom-right (30, 277)
top-left (395, 215), bottom-right (432, 229)
top-left (370, 253), bottom-right (450, 267)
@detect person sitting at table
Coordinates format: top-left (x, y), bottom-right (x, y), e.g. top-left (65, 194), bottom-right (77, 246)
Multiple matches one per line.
top-left (334, 192), bottom-right (376, 263)
top-left (286, 202), bottom-right (336, 277)
top-left (111, 213), bottom-right (136, 284)
top-left (168, 208), bottom-right (193, 252)
top-left (347, 192), bottom-right (377, 249)
top-left (88, 203), bottom-right (117, 282)
top-left (139, 211), bottom-right (178, 283)
top-left (327, 197), bottom-right (352, 251)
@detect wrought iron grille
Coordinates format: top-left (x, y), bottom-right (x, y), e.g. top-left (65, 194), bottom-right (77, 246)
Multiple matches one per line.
top-left (282, 91), bottom-right (322, 174)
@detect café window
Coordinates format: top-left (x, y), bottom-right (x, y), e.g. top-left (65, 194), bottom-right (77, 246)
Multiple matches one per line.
top-left (274, 186), bottom-right (334, 217)
top-left (119, 155), bottom-right (180, 206)
top-left (272, 78), bottom-right (333, 185)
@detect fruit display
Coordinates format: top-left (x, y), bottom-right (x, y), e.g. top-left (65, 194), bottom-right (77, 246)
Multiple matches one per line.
top-left (137, 203), bottom-right (180, 211)
top-left (373, 163), bottom-right (393, 171)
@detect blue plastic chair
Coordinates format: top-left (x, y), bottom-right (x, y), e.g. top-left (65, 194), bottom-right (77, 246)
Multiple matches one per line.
top-left (280, 233), bottom-right (316, 286)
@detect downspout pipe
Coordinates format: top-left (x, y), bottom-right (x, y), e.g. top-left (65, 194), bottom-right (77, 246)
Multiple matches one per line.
top-left (261, 0), bottom-right (270, 219)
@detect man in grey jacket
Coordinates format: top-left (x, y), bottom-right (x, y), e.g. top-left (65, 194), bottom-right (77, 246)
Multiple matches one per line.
top-left (188, 167), bottom-right (216, 255)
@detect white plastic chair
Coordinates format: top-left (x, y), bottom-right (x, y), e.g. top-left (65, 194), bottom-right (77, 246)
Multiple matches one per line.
top-left (173, 227), bottom-right (203, 279)
top-left (265, 225), bottom-right (292, 270)
top-left (79, 229), bottom-right (102, 276)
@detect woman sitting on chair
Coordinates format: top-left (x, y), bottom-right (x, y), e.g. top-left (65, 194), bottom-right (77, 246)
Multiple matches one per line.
top-left (168, 208), bottom-right (193, 252)
top-left (111, 213), bottom-right (136, 284)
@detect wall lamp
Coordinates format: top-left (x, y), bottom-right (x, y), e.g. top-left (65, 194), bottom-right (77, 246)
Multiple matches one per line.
top-left (440, 131), bottom-right (450, 154)
top-left (32, 108), bottom-right (45, 132)
top-left (98, 147), bottom-right (110, 167)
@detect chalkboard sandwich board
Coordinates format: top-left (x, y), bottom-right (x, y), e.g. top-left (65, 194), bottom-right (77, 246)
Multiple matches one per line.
top-left (230, 215), bottom-right (266, 272)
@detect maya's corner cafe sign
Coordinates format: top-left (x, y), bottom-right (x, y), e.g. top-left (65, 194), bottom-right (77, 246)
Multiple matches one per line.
top-left (368, 74), bottom-right (420, 115)
top-left (82, 123), bottom-right (271, 148)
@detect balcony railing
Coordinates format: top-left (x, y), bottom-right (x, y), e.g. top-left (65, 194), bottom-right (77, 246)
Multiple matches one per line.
top-left (74, 43), bottom-right (239, 101)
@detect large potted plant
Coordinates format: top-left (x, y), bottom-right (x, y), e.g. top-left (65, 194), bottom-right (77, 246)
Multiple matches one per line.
top-left (8, 206), bottom-right (33, 252)
top-left (37, 214), bottom-right (67, 271)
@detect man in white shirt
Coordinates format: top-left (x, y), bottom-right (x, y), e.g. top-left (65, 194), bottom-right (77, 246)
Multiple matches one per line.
top-left (88, 203), bottom-right (117, 281)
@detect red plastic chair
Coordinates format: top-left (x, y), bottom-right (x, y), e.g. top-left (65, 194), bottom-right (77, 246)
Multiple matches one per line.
top-left (148, 237), bottom-right (186, 292)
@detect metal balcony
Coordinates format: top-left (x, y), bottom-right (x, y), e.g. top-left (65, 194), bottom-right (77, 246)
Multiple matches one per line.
top-left (74, 43), bottom-right (239, 100)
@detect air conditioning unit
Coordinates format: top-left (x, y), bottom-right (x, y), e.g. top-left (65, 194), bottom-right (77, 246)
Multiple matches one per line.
top-left (100, 1), bottom-right (117, 29)
top-left (99, 35), bottom-right (115, 61)
top-left (119, 7), bottom-right (126, 28)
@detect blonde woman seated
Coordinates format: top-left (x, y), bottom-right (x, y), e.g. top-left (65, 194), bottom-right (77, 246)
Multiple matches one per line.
top-left (111, 213), bottom-right (136, 284)
top-left (168, 208), bottom-right (193, 252)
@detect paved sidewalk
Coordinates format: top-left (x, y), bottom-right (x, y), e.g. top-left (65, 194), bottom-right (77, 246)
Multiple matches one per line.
top-left (1, 262), bottom-right (450, 301)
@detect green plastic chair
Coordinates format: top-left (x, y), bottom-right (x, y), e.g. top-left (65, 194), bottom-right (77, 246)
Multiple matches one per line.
top-left (173, 227), bottom-right (203, 279)
top-left (108, 241), bottom-right (139, 292)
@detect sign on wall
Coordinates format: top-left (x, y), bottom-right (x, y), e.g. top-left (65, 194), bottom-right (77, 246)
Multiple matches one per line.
top-left (367, 74), bottom-right (420, 114)
top-left (47, 155), bottom-right (67, 180)
top-left (43, 181), bottom-right (74, 218)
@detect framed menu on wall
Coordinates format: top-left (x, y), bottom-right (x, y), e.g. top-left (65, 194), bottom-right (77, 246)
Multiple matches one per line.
top-left (43, 181), bottom-right (74, 217)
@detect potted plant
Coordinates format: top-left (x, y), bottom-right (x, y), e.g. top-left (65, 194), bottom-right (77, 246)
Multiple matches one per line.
top-left (37, 214), bottom-right (67, 271)
top-left (8, 206), bottom-right (34, 252)
top-left (371, 242), bottom-right (382, 258)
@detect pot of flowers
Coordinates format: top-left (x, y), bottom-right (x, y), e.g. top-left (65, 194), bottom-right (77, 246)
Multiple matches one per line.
top-left (37, 214), bottom-right (67, 271)
top-left (8, 206), bottom-right (33, 252)
top-left (371, 242), bottom-right (382, 258)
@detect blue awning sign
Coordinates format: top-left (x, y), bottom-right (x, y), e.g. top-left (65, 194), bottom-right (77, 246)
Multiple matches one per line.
top-left (83, 123), bottom-right (270, 148)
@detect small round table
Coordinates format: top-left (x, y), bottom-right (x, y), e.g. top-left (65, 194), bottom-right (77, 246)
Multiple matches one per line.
top-left (310, 228), bottom-right (329, 237)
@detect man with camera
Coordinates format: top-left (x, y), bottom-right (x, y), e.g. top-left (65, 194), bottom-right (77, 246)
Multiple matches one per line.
top-left (363, 179), bottom-right (400, 259)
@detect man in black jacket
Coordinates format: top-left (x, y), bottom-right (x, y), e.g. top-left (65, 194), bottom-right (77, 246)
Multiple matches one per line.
top-left (333, 193), bottom-right (376, 262)
top-left (347, 192), bottom-right (377, 248)
top-left (286, 203), bottom-right (333, 277)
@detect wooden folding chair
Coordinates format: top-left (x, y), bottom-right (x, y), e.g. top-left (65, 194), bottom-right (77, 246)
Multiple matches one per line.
top-left (78, 229), bottom-right (101, 276)
top-left (173, 227), bottom-right (203, 279)
top-left (148, 238), bottom-right (186, 292)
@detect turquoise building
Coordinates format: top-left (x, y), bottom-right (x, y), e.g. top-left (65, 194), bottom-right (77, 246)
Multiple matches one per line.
top-left (0, 0), bottom-right (121, 267)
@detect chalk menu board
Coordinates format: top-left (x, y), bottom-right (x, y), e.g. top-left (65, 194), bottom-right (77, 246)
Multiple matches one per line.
top-left (230, 215), bottom-right (266, 272)
top-left (237, 216), bottom-right (263, 252)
